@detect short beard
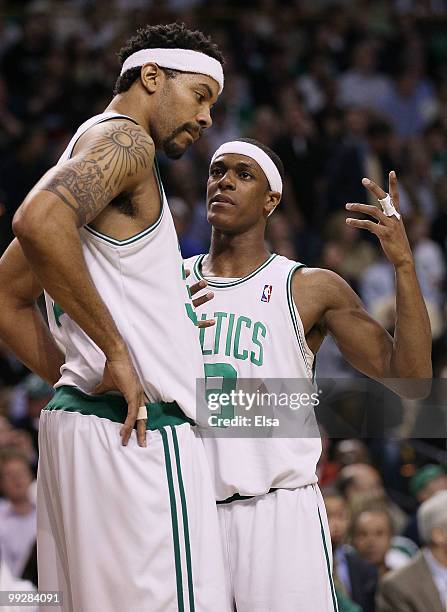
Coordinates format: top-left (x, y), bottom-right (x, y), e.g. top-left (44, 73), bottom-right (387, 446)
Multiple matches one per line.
top-left (162, 122), bottom-right (201, 159)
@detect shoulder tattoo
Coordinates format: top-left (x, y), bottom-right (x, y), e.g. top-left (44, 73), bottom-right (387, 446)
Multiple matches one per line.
top-left (41, 122), bottom-right (153, 226)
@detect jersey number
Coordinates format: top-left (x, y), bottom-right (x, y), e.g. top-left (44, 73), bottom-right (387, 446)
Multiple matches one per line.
top-left (204, 362), bottom-right (237, 420)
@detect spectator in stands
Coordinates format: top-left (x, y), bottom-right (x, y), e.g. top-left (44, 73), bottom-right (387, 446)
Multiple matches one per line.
top-left (10, 374), bottom-right (54, 458)
top-left (379, 67), bottom-right (437, 140)
top-left (351, 506), bottom-right (395, 578)
top-left (377, 490), bottom-right (447, 612)
top-left (339, 463), bottom-right (408, 534)
top-left (337, 40), bottom-right (391, 112)
top-left (335, 439), bottom-right (371, 469)
top-left (324, 488), bottom-right (377, 612)
top-left (404, 464), bottom-right (447, 546)
top-left (0, 450), bottom-right (36, 578)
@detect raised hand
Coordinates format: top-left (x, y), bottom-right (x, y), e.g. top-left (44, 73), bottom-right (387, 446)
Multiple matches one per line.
top-left (345, 171), bottom-right (413, 269)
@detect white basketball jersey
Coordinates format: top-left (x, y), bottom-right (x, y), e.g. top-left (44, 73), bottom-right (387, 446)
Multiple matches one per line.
top-left (186, 253), bottom-right (322, 500)
top-left (45, 113), bottom-right (204, 420)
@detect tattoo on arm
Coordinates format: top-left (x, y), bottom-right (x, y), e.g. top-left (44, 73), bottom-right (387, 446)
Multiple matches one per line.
top-left (41, 122), bottom-right (153, 226)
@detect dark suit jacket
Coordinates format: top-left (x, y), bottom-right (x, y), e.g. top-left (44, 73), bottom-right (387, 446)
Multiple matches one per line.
top-left (376, 551), bottom-right (444, 612)
top-left (345, 548), bottom-right (377, 612)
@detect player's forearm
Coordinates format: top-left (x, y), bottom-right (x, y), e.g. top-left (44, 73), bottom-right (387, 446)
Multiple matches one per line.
top-left (389, 261), bottom-right (432, 381)
top-left (14, 216), bottom-right (127, 359)
top-left (0, 301), bottom-right (64, 384)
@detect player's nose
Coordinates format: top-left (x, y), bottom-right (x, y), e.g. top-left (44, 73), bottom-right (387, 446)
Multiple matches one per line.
top-left (218, 172), bottom-right (235, 190)
top-left (197, 108), bottom-right (212, 130)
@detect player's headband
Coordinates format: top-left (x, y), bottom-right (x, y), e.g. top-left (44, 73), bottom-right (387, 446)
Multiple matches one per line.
top-left (120, 48), bottom-right (224, 95)
top-left (210, 141), bottom-right (283, 195)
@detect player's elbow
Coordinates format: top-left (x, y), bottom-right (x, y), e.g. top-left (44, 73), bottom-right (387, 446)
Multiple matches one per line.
top-left (13, 197), bottom-right (55, 246)
top-left (12, 204), bottom-right (38, 242)
top-left (395, 377), bottom-right (432, 400)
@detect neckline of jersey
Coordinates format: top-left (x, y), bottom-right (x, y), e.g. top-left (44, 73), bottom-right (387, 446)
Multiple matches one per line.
top-left (194, 253), bottom-right (278, 288)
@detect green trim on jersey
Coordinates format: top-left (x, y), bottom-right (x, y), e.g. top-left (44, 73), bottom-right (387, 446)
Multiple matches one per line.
top-left (193, 253), bottom-right (278, 288)
top-left (318, 506), bottom-right (339, 612)
top-left (171, 426), bottom-right (196, 612)
top-left (160, 428), bottom-right (185, 612)
top-left (44, 385), bottom-right (194, 430)
top-left (84, 157), bottom-right (165, 246)
top-left (286, 264), bottom-right (314, 379)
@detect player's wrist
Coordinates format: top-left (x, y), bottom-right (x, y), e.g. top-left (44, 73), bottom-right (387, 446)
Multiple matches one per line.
top-left (103, 337), bottom-right (129, 360)
top-left (394, 257), bottom-right (415, 272)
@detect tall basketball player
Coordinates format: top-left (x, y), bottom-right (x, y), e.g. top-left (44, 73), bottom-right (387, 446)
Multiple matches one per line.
top-left (0, 24), bottom-right (230, 612)
top-left (185, 138), bottom-right (432, 611)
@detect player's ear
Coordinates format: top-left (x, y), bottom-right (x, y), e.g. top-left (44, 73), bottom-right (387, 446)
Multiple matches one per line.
top-left (265, 191), bottom-right (281, 217)
top-left (140, 63), bottom-right (160, 94)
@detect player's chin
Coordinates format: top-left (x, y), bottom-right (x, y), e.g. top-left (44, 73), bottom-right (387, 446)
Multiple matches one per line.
top-left (164, 140), bottom-right (188, 160)
top-left (207, 209), bottom-right (238, 231)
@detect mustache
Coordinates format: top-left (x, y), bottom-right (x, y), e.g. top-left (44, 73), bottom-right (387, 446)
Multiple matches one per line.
top-left (169, 122), bottom-right (202, 140)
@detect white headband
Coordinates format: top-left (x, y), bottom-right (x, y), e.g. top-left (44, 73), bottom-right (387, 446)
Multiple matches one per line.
top-left (120, 48), bottom-right (224, 94)
top-left (211, 141), bottom-right (283, 195)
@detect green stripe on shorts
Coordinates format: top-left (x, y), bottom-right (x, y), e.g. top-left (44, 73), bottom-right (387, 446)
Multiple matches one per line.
top-left (171, 426), bottom-right (195, 612)
top-left (160, 428), bottom-right (184, 612)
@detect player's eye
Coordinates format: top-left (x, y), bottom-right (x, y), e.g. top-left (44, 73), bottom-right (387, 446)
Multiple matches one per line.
top-left (196, 92), bottom-right (205, 103)
top-left (210, 167), bottom-right (223, 177)
top-left (240, 171), bottom-right (252, 179)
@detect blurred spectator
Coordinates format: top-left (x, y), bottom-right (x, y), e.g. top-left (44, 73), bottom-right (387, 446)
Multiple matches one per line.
top-left (317, 430), bottom-right (340, 488)
top-left (351, 507), bottom-right (396, 578)
top-left (334, 439), bottom-right (371, 469)
top-left (171, 197), bottom-right (205, 258)
top-left (339, 463), bottom-right (408, 534)
top-left (410, 464), bottom-right (447, 504)
top-left (273, 102), bottom-right (322, 226)
top-left (324, 488), bottom-right (377, 612)
top-left (337, 41), bottom-right (391, 112)
top-left (0, 451), bottom-right (36, 579)
top-left (379, 67), bottom-right (438, 140)
top-left (0, 418), bottom-right (36, 468)
top-left (407, 213), bottom-right (446, 308)
top-left (326, 116), bottom-right (395, 215)
top-left (10, 375), bottom-right (54, 459)
top-left (322, 211), bottom-right (377, 289)
top-left (377, 490), bottom-right (447, 612)
top-left (403, 464), bottom-right (447, 545)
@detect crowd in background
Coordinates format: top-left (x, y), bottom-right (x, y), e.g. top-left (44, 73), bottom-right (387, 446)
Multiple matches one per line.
top-left (0, 0), bottom-right (447, 610)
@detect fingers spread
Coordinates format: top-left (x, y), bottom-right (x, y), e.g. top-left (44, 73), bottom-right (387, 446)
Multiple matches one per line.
top-left (346, 218), bottom-right (386, 236)
top-left (388, 170), bottom-right (401, 211)
top-left (346, 203), bottom-right (389, 225)
top-left (362, 177), bottom-right (387, 200)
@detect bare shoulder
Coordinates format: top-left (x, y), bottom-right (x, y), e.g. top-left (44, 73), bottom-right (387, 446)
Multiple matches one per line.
top-left (37, 119), bottom-right (155, 227)
top-left (292, 267), bottom-right (358, 306)
top-left (72, 118), bottom-right (155, 173)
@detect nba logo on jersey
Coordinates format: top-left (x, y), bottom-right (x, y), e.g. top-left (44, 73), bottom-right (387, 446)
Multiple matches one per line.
top-left (261, 284), bottom-right (273, 302)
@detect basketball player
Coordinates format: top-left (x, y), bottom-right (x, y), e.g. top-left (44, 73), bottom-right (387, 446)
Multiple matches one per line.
top-left (185, 139), bottom-right (432, 611)
top-left (0, 24), bottom-right (230, 612)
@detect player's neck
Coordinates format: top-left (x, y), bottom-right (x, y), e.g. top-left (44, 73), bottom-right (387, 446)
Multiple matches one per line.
top-left (206, 228), bottom-right (271, 278)
top-left (105, 93), bottom-right (151, 136)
